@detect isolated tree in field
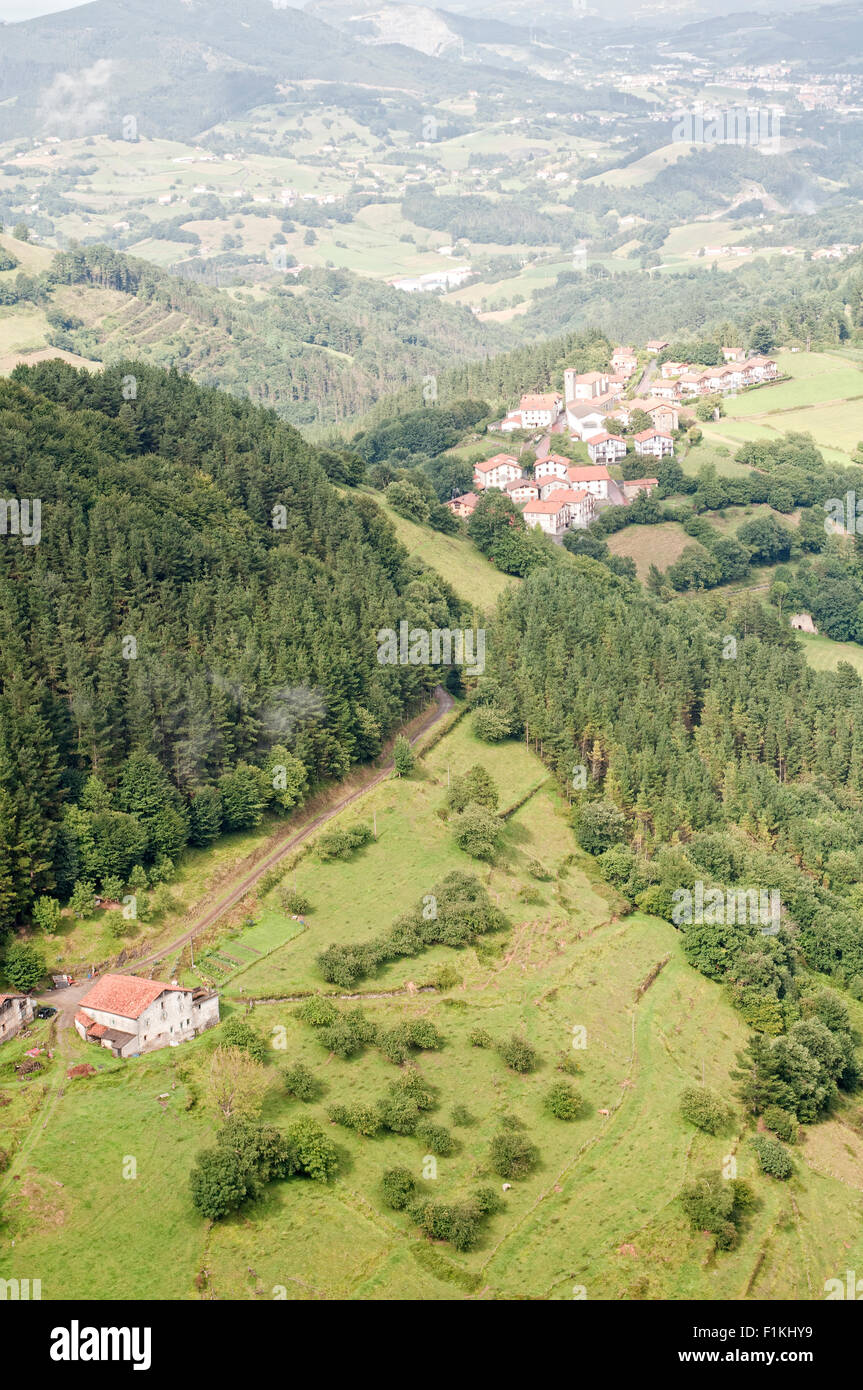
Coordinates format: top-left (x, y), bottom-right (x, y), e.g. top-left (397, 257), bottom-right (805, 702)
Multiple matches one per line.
top-left (283, 1061), bottom-right (320, 1102)
top-left (498, 1033), bottom-right (539, 1073)
top-left (4, 942), bottom-right (46, 992)
top-left (544, 1081), bottom-right (583, 1121)
top-left (451, 803), bottom-right (502, 861)
top-left (447, 764), bottom-right (498, 814)
top-left (751, 1134), bottom-right (793, 1180)
top-left (679, 1086), bottom-right (732, 1136)
top-left (392, 734), bottom-right (415, 777)
top-left (189, 1145), bottom-right (252, 1221)
top-left (207, 1045), bottom-right (270, 1122)
top-left (489, 1129), bottom-right (540, 1180)
top-left (221, 1017), bottom-right (267, 1063)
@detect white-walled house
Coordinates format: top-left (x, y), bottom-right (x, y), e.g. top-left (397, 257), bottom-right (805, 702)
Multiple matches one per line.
top-left (534, 454), bottom-right (572, 480)
top-left (538, 475), bottom-right (570, 501)
top-left (565, 371), bottom-right (609, 402)
top-left (523, 488), bottom-right (594, 536)
top-left (586, 432), bottom-right (627, 465)
top-left (566, 403), bottom-right (608, 439)
top-left (474, 454), bottom-right (523, 489)
top-left (566, 464), bottom-right (612, 500)
top-left (611, 347), bottom-right (638, 377)
top-left (633, 429), bottom-right (674, 458)
top-left (75, 974), bottom-right (220, 1058)
top-left (557, 487), bottom-right (595, 529)
top-left (447, 491), bottom-right (479, 518)
top-left (0, 993), bottom-right (34, 1045)
top-left (505, 477), bottom-right (540, 503)
top-left (517, 393), bottom-right (563, 428)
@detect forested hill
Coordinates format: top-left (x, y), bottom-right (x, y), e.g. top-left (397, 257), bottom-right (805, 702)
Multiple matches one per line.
top-left (0, 359), bottom-right (462, 932)
top-left (480, 564), bottom-right (863, 1016)
top-left (41, 247), bottom-right (502, 430)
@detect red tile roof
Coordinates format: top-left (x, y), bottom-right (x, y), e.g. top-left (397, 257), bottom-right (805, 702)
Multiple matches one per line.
top-left (566, 465), bottom-right (612, 482)
top-left (79, 974), bottom-right (185, 1021)
top-left (586, 432), bottom-right (624, 445)
top-left (475, 453), bottom-right (520, 474)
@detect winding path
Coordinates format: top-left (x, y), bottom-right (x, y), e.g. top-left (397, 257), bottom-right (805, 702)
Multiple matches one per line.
top-left (40, 684), bottom-right (455, 1010)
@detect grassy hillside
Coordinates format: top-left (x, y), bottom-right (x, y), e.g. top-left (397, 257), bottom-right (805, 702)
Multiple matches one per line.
top-left (5, 711), bottom-right (863, 1299)
top-left (374, 496), bottom-right (515, 611)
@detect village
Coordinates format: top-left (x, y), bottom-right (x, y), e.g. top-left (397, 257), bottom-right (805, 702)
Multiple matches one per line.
top-left (447, 341), bottom-right (779, 539)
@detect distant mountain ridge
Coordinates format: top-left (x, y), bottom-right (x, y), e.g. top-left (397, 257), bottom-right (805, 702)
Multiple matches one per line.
top-left (0, 0), bottom-right (561, 141)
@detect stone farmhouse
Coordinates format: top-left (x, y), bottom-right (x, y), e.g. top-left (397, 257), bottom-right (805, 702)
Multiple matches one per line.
top-left (75, 974), bottom-right (220, 1058)
top-left (0, 993), bottom-right (34, 1045)
top-left (622, 477), bottom-right (659, 500)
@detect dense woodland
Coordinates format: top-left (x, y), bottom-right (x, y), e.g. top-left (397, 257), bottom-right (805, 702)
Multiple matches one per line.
top-left (480, 563), bottom-right (863, 1017)
top-left (0, 359), bottom-right (465, 934)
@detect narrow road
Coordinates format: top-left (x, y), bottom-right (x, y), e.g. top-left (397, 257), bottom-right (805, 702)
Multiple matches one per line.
top-left (633, 356), bottom-right (658, 397)
top-left (41, 684), bottom-right (455, 997)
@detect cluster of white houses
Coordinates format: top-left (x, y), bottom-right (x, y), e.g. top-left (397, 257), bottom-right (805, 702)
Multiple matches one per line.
top-left (453, 343), bottom-right (779, 539)
top-left (450, 450), bottom-right (659, 538)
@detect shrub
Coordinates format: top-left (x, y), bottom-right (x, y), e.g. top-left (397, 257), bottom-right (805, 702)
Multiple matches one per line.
top-left (451, 803), bottom-right (503, 861)
top-left (280, 887), bottom-right (310, 915)
top-left (297, 996), bottom-right (339, 1027)
top-left (327, 1102), bottom-right (381, 1137)
top-left (221, 1018), bottom-right (267, 1064)
top-left (189, 1145), bottom-right (252, 1220)
top-left (381, 1167), bottom-right (416, 1210)
top-left (284, 1117), bottom-right (338, 1181)
top-left (3, 942), bottom-right (46, 993)
top-left (473, 707), bottom-right (512, 742)
top-left (680, 1172), bottom-right (751, 1251)
top-left (283, 1062), bottom-right (320, 1102)
top-left (497, 1033), bottom-right (539, 1073)
top-left (416, 1121), bottom-right (454, 1156)
top-left (318, 1007), bottom-right (377, 1059)
top-left (469, 1027), bottom-right (493, 1048)
top-left (316, 823), bottom-right (373, 862)
top-left (489, 1130), bottom-right (540, 1180)
top-left (679, 1086), bottom-right (732, 1136)
top-left (544, 1081), bottom-right (583, 1121)
top-left (763, 1105), bottom-right (797, 1144)
top-left (751, 1135), bottom-right (793, 1180)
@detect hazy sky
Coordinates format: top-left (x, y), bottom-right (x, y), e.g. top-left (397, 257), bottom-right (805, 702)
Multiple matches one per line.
top-left (0, 0), bottom-right (90, 19)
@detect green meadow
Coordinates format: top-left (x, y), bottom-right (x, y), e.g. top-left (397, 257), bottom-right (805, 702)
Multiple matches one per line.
top-left (5, 709), bottom-right (863, 1300)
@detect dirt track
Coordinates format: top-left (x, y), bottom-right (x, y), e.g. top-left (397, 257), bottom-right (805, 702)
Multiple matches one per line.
top-left (41, 684), bottom-right (455, 1010)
